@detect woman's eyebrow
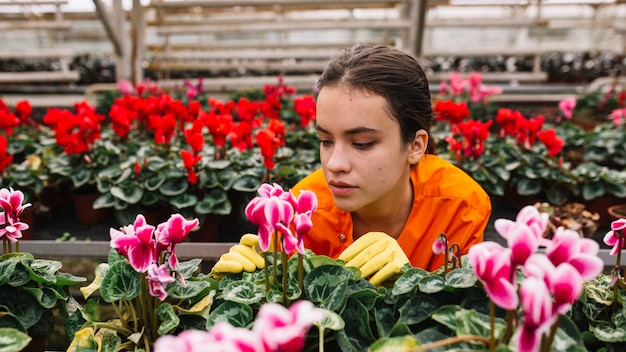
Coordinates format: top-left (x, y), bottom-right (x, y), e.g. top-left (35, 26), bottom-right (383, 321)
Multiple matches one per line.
top-left (315, 124), bottom-right (380, 136)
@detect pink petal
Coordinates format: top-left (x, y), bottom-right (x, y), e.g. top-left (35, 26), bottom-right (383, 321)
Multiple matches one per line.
top-left (611, 218), bottom-right (626, 231)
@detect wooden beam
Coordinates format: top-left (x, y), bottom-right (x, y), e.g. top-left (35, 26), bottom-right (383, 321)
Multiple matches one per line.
top-left (148, 61), bottom-right (328, 72)
top-left (0, 0), bottom-right (67, 6)
top-left (155, 19), bottom-right (413, 35)
top-left (0, 20), bottom-right (72, 30)
top-left (92, 0), bottom-right (124, 57)
top-left (147, 0), bottom-right (405, 9)
top-left (0, 48), bottom-right (75, 59)
top-left (154, 49), bottom-right (339, 60)
top-left (0, 71), bottom-right (80, 83)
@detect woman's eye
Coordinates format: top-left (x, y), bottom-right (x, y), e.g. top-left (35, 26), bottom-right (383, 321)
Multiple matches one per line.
top-left (319, 139), bottom-right (333, 146)
top-left (353, 142), bottom-right (374, 149)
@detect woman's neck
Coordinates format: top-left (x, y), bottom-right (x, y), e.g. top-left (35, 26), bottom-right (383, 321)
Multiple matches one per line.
top-left (351, 179), bottom-right (414, 240)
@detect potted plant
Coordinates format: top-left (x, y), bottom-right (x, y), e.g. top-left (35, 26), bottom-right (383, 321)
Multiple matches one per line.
top-left (40, 101), bottom-right (114, 224)
top-left (557, 82), bottom-right (625, 130)
top-left (0, 187), bottom-right (87, 351)
top-left (90, 76), bottom-right (319, 241)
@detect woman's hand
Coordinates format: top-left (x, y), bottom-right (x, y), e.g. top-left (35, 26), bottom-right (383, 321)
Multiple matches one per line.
top-left (338, 232), bottom-right (410, 286)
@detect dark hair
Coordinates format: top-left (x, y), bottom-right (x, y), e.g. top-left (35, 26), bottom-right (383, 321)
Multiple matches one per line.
top-left (316, 43), bottom-right (436, 154)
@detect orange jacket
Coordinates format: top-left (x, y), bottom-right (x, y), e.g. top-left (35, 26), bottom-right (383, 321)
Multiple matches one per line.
top-left (292, 154), bottom-right (492, 272)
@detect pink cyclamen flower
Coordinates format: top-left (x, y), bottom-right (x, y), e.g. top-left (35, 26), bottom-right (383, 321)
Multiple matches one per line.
top-left (558, 97), bottom-right (576, 120)
top-left (502, 221), bottom-right (540, 267)
top-left (155, 214), bottom-right (199, 270)
top-left (110, 214), bottom-right (157, 272)
top-left (432, 233), bottom-right (447, 255)
top-left (0, 217), bottom-right (29, 242)
top-left (0, 187), bottom-right (31, 221)
top-left (516, 277), bottom-right (556, 352)
top-left (253, 300), bottom-right (326, 352)
top-left (604, 218), bottom-right (626, 256)
top-left (468, 242), bottom-right (518, 310)
top-left (154, 325), bottom-right (261, 352)
top-left (609, 108), bottom-right (626, 125)
top-left (290, 190), bottom-right (318, 254)
top-left (147, 263), bottom-right (175, 301)
top-left (495, 205), bottom-right (549, 247)
top-left (545, 227), bottom-right (604, 281)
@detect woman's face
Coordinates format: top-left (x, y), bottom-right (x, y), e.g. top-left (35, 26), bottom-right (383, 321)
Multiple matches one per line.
top-left (315, 85), bottom-right (426, 214)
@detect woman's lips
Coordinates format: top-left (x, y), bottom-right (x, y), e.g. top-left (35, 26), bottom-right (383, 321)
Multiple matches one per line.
top-left (328, 181), bottom-right (356, 196)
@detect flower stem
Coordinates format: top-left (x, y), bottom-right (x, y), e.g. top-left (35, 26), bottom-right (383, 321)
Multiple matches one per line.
top-left (273, 231), bottom-right (279, 285)
top-left (281, 234), bottom-right (288, 306)
top-left (92, 321), bottom-right (134, 336)
top-left (263, 252), bottom-right (269, 292)
top-left (613, 229), bottom-right (623, 310)
top-left (298, 253), bottom-right (304, 294)
top-left (541, 315), bottom-right (561, 352)
top-left (489, 300), bottom-right (496, 351)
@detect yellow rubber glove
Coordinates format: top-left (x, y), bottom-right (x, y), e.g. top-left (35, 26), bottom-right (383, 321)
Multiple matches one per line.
top-left (211, 234), bottom-right (265, 278)
top-left (338, 232), bottom-right (410, 286)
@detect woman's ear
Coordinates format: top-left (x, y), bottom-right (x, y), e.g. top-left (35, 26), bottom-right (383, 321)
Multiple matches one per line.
top-left (408, 130), bottom-right (428, 165)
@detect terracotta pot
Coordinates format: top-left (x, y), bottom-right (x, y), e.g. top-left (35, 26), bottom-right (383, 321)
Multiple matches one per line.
top-left (580, 196), bottom-right (624, 228)
top-left (608, 204), bottom-right (626, 221)
top-left (70, 192), bottom-right (111, 225)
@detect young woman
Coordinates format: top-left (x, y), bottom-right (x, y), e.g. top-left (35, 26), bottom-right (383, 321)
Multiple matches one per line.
top-left (291, 44), bottom-right (492, 276)
top-left (212, 44), bottom-right (492, 285)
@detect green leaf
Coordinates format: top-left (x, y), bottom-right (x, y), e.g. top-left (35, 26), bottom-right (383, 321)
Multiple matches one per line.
top-left (221, 281), bottom-right (265, 305)
top-left (0, 286), bottom-right (42, 329)
top-left (338, 298), bottom-right (375, 351)
top-left (145, 174), bottom-right (167, 191)
top-left (368, 335), bottom-right (419, 351)
top-left (0, 257), bottom-right (19, 286)
top-left (26, 259), bottom-right (63, 285)
top-left (176, 259), bottom-right (203, 279)
top-left (399, 295), bottom-right (438, 325)
top-left (316, 309), bottom-right (345, 331)
top-left (582, 182), bottom-right (605, 200)
top-left (0, 327), bottom-right (31, 352)
top-left (206, 301), bottom-right (253, 329)
top-left (232, 175), bottom-right (262, 192)
top-left (160, 178), bottom-right (188, 196)
top-left (418, 275), bottom-right (445, 293)
top-left (456, 308), bottom-right (501, 339)
top-left (517, 178), bottom-right (542, 196)
top-left (431, 305), bottom-right (461, 331)
top-left (110, 185), bottom-right (143, 204)
top-left (156, 303), bottom-right (180, 335)
top-left (589, 312), bottom-right (626, 343)
top-left (392, 268), bottom-right (429, 296)
top-left (445, 268), bottom-right (477, 288)
top-left (169, 280), bottom-right (213, 300)
top-left (23, 287), bottom-right (57, 309)
top-left (71, 168), bottom-right (92, 189)
top-left (305, 265), bottom-right (354, 311)
top-left (93, 192), bottom-right (115, 209)
top-left (100, 260), bottom-right (141, 303)
top-left (55, 272), bottom-right (87, 287)
top-left (170, 193), bottom-right (198, 209)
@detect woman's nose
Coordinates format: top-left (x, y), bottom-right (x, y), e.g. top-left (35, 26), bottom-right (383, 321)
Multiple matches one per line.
top-left (324, 144), bottom-right (351, 173)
